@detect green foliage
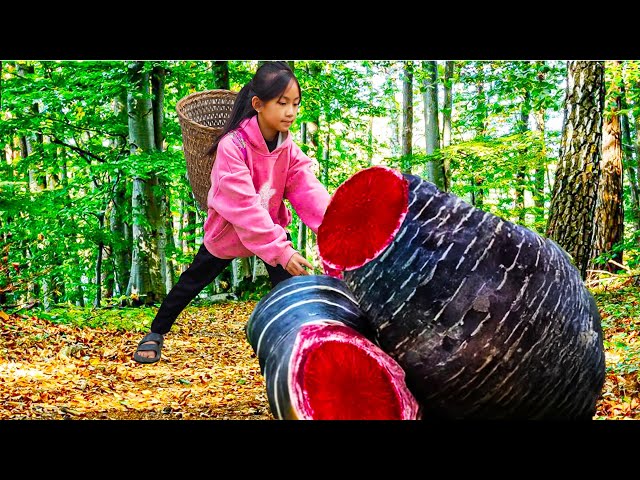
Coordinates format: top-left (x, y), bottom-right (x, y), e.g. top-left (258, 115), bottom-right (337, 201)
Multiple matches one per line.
top-left (235, 275), bottom-right (271, 301)
top-left (33, 305), bottom-right (157, 332)
top-left (453, 61), bottom-right (565, 139)
top-left (1, 59), bottom-right (638, 308)
top-left (594, 287), bottom-right (640, 376)
top-left (387, 130), bottom-right (557, 233)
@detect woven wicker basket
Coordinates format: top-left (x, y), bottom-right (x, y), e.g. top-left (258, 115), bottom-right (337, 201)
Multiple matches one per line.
top-left (176, 89), bottom-right (238, 211)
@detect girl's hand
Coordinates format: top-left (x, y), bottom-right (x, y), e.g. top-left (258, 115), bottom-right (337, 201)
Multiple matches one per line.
top-left (286, 252), bottom-right (313, 276)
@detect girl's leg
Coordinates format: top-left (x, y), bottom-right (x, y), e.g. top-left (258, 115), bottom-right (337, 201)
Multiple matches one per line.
top-left (263, 233), bottom-right (294, 288)
top-left (150, 244), bottom-right (232, 335)
top-left (264, 261), bottom-right (293, 288)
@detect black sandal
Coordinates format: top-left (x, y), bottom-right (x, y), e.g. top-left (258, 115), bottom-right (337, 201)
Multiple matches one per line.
top-left (133, 332), bottom-right (164, 364)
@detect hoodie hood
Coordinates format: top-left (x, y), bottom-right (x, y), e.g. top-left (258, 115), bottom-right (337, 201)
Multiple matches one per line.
top-left (238, 115), bottom-right (291, 156)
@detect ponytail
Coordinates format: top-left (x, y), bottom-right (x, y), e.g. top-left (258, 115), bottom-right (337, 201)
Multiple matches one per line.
top-left (206, 82), bottom-right (257, 156)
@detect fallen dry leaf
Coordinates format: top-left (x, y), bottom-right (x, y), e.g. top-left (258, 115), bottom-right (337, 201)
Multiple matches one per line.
top-left (0, 302), bottom-right (274, 420)
top-left (1, 296), bottom-right (638, 420)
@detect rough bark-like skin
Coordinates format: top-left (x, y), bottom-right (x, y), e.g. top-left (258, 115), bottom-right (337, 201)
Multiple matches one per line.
top-left (246, 275), bottom-right (418, 420)
top-left (247, 276), bottom-right (371, 371)
top-left (546, 61), bottom-right (605, 279)
top-left (344, 174), bottom-right (606, 419)
top-left (591, 60), bottom-right (624, 272)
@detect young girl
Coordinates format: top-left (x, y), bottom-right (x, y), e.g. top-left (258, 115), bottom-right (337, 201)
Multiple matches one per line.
top-left (134, 61), bottom-right (331, 364)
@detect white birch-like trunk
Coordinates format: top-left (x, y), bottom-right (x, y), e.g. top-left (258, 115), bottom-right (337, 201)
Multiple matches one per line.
top-left (401, 61), bottom-right (413, 175)
top-left (422, 60), bottom-right (443, 189)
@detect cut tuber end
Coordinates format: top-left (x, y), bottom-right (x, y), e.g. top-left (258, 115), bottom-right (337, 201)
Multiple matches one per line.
top-left (290, 323), bottom-right (419, 420)
top-left (317, 166), bottom-right (409, 274)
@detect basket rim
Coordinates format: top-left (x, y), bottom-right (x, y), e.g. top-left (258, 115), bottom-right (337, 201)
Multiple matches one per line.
top-left (175, 89), bottom-right (239, 133)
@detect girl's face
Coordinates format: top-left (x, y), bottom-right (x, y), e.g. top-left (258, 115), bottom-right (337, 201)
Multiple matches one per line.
top-left (253, 79), bottom-right (300, 142)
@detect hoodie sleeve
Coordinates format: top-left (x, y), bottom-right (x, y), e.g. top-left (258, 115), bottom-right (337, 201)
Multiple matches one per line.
top-left (209, 135), bottom-right (296, 268)
top-left (284, 142), bottom-right (331, 234)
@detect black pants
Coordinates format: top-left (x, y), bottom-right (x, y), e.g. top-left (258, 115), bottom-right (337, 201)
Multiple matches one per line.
top-left (150, 243), bottom-right (292, 335)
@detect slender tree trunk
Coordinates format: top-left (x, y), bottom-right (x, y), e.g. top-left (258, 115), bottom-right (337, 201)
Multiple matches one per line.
top-left (151, 64), bottom-right (174, 297)
top-left (110, 91), bottom-right (130, 297)
top-left (1, 140), bottom-right (13, 305)
top-left (619, 68), bottom-right (640, 234)
top-left (530, 62), bottom-right (549, 229)
top-left (76, 277), bottom-right (86, 307)
top-left (308, 63), bottom-right (323, 176)
top-left (516, 90), bottom-right (531, 225)
top-left (532, 108), bottom-right (547, 228)
top-left (546, 61), bottom-right (605, 279)
top-left (401, 61), bottom-right (414, 175)
top-left (232, 257), bottom-right (251, 292)
top-left (125, 61), bottom-right (163, 305)
top-left (442, 61), bottom-right (454, 191)
top-left (367, 116), bottom-right (374, 166)
top-left (635, 103), bottom-right (640, 213)
top-left (17, 75), bottom-right (43, 303)
top-left (102, 215), bottom-right (114, 300)
top-left (94, 212), bottom-right (105, 307)
top-left (591, 61), bottom-right (624, 274)
top-left (110, 178), bottom-right (128, 297)
top-left (423, 60), bottom-right (444, 189)
top-left (471, 62), bottom-right (487, 208)
top-left (251, 256), bottom-right (268, 283)
top-left (0, 228), bottom-right (11, 306)
top-left (298, 122), bottom-right (308, 258)
top-left (323, 131), bottom-right (330, 186)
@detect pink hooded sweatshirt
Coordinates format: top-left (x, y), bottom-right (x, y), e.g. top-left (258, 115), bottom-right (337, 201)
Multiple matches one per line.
top-left (204, 115), bottom-right (331, 268)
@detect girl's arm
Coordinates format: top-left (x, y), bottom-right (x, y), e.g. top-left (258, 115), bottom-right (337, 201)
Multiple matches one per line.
top-left (284, 142), bottom-right (332, 233)
top-left (209, 137), bottom-right (297, 268)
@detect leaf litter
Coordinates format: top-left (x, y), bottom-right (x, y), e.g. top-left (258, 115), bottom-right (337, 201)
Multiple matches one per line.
top-left (0, 301), bottom-right (274, 420)
top-left (1, 292), bottom-right (638, 420)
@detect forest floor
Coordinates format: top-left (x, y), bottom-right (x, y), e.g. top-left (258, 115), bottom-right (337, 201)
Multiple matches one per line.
top-left (0, 301), bottom-right (273, 420)
top-left (0, 283), bottom-right (639, 421)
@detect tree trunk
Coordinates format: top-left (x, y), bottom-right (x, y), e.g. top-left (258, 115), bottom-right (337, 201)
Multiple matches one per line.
top-left (125, 61), bottom-right (163, 305)
top-left (590, 60), bottom-right (624, 274)
top-left (546, 61), bottom-right (605, 280)
top-left (442, 61), bottom-right (454, 191)
top-left (323, 131), bottom-right (330, 186)
top-left (232, 257), bottom-right (251, 292)
top-left (634, 96), bottom-right (640, 229)
top-left (423, 60), bottom-right (444, 190)
top-left (17, 70), bottom-right (43, 304)
top-left (308, 63), bottom-right (323, 164)
top-left (367, 116), bottom-right (374, 167)
top-left (471, 62), bottom-right (487, 208)
top-left (109, 91), bottom-right (129, 297)
top-left (619, 68), bottom-right (640, 234)
top-left (532, 62), bottom-right (548, 229)
top-left (252, 257), bottom-right (268, 283)
top-left (298, 122), bottom-right (308, 258)
top-left (516, 90), bottom-right (531, 225)
top-left (94, 212), bottom-right (105, 308)
top-left (401, 61), bottom-right (413, 175)
top-left (110, 177), bottom-right (128, 297)
top-left (152, 64), bottom-right (173, 298)
top-left (532, 108), bottom-right (547, 228)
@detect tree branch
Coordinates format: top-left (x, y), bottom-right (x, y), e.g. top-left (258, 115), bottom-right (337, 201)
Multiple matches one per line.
top-left (48, 136), bottom-right (105, 163)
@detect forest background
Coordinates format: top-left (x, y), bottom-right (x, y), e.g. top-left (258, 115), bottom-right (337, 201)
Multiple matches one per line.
top-left (1, 60), bottom-right (638, 420)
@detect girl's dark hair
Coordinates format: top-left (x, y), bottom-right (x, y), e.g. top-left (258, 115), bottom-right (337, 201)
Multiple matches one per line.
top-left (207, 61), bottom-right (301, 156)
